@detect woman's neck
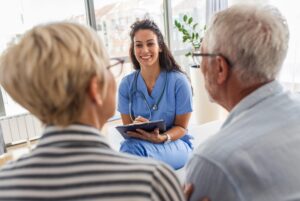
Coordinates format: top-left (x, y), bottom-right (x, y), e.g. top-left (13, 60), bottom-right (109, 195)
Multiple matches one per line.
top-left (140, 65), bottom-right (160, 82)
top-left (140, 65), bottom-right (161, 94)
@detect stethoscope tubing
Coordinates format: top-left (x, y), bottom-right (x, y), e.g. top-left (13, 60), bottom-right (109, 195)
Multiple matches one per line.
top-left (129, 70), bottom-right (167, 121)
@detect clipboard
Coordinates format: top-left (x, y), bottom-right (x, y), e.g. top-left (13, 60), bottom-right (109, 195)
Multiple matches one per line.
top-left (115, 119), bottom-right (166, 139)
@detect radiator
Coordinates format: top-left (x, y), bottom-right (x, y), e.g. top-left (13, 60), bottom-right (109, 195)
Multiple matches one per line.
top-left (0, 113), bottom-right (43, 146)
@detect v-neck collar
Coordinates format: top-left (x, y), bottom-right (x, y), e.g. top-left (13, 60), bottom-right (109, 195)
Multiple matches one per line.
top-left (137, 70), bottom-right (166, 99)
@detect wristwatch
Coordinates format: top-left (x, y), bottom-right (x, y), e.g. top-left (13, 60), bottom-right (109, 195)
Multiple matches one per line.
top-left (163, 133), bottom-right (172, 144)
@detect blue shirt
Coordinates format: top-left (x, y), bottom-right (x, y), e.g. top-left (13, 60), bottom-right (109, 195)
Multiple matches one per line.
top-left (186, 81), bottom-right (300, 201)
top-left (118, 70), bottom-right (193, 131)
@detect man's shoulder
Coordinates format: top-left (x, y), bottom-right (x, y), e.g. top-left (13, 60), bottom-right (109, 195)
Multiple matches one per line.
top-left (192, 129), bottom-right (238, 164)
top-left (191, 121), bottom-right (261, 166)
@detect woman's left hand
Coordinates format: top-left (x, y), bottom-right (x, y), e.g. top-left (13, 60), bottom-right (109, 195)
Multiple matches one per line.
top-left (126, 128), bottom-right (166, 143)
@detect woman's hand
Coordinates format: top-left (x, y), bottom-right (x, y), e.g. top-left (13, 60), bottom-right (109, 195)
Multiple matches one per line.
top-left (126, 128), bottom-right (167, 143)
top-left (133, 116), bottom-right (149, 124)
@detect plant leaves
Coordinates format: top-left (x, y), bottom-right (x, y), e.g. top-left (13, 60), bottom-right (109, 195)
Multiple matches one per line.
top-left (183, 15), bottom-right (187, 22)
top-left (193, 23), bottom-right (198, 30)
top-left (174, 14), bottom-right (206, 58)
top-left (185, 52), bottom-right (192, 57)
top-left (182, 28), bottom-right (188, 35)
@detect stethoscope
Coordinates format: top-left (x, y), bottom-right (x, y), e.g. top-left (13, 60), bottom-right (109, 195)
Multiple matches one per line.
top-left (129, 70), bottom-right (167, 121)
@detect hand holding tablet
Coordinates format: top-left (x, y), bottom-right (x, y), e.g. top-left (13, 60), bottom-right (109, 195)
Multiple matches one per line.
top-left (115, 120), bottom-right (166, 139)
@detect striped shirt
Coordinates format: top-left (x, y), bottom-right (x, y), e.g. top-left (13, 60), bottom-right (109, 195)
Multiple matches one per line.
top-left (0, 124), bottom-right (185, 201)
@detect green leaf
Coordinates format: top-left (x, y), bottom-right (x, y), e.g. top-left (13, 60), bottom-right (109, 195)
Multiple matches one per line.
top-left (195, 33), bottom-right (199, 39)
top-left (193, 42), bottom-right (200, 49)
top-left (183, 29), bottom-right (189, 36)
top-left (183, 15), bottom-right (187, 22)
top-left (188, 17), bottom-right (193, 24)
top-left (185, 52), bottom-right (192, 57)
top-left (175, 20), bottom-right (179, 27)
top-left (193, 23), bottom-right (198, 30)
top-left (192, 33), bottom-right (195, 40)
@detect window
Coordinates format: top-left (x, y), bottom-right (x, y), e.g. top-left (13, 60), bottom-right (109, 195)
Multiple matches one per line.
top-left (171, 0), bottom-right (206, 73)
top-left (0, 0), bottom-right (87, 116)
top-left (270, 0), bottom-right (300, 91)
top-left (93, 0), bottom-right (164, 58)
top-left (92, 0), bottom-right (165, 108)
top-left (171, 0), bottom-right (206, 51)
top-left (229, 0), bottom-right (300, 92)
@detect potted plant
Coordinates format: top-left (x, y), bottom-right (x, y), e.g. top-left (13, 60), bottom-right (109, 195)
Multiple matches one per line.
top-left (175, 15), bottom-right (221, 124)
top-left (174, 14), bottom-right (205, 63)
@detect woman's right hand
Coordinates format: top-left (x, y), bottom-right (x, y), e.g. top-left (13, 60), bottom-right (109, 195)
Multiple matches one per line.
top-left (133, 116), bottom-right (149, 124)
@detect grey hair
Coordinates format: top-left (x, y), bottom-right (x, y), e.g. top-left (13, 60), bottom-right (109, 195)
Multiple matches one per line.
top-left (204, 4), bottom-right (289, 86)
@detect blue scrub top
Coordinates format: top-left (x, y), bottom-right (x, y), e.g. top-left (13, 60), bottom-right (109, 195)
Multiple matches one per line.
top-left (118, 70), bottom-right (193, 145)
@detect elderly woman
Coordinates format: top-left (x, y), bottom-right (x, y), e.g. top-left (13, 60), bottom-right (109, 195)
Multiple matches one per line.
top-left (0, 22), bottom-right (184, 201)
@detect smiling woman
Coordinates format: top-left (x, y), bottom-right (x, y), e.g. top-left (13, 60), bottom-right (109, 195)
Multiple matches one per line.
top-left (117, 19), bottom-right (194, 170)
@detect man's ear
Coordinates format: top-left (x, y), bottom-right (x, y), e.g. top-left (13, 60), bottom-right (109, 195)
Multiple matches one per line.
top-left (216, 56), bottom-right (230, 85)
top-left (88, 76), bottom-right (103, 106)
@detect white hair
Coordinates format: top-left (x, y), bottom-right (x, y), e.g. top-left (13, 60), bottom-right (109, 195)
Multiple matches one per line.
top-left (204, 4), bottom-right (289, 86)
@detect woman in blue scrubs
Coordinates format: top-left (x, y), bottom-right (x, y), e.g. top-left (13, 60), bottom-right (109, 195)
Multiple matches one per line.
top-left (118, 19), bottom-right (193, 169)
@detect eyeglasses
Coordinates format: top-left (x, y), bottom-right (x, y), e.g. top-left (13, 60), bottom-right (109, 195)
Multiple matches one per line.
top-left (107, 58), bottom-right (125, 78)
top-left (191, 53), bottom-right (233, 68)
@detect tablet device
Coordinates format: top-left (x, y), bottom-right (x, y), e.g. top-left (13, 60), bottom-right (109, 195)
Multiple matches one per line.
top-left (115, 119), bottom-right (166, 139)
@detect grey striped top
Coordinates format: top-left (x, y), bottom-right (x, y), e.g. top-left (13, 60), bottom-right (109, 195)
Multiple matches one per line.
top-left (0, 124), bottom-right (185, 201)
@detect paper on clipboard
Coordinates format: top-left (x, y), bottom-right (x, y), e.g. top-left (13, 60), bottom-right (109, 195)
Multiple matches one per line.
top-left (115, 119), bottom-right (166, 139)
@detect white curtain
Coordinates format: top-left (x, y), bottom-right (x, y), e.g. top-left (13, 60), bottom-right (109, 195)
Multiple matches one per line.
top-left (270, 0), bottom-right (300, 92)
top-left (227, 0), bottom-right (300, 93)
top-left (205, 0), bottom-right (228, 24)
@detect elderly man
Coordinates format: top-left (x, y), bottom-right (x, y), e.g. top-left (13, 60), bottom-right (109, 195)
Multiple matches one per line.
top-left (0, 22), bottom-right (185, 201)
top-left (186, 4), bottom-right (300, 201)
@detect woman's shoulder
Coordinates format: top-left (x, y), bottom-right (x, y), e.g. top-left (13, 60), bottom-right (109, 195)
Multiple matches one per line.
top-left (167, 70), bottom-right (189, 83)
top-left (120, 71), bottom-right (137, 85)
top-left (123, 71), bottom-right (137, 80)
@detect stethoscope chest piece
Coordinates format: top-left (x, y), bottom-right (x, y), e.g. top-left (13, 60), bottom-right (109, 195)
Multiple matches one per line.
top-left (152, 104), bottom-right (158, 111)
top-left (129, 70), bottom-right (167, 120)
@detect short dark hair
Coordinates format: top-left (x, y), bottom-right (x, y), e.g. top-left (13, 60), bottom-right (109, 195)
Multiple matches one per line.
top-left (129, 19), bottom-right (183, 73)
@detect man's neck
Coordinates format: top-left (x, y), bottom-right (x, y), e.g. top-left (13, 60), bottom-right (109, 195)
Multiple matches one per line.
top-left (223, 79), bottom-right (272, 111)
